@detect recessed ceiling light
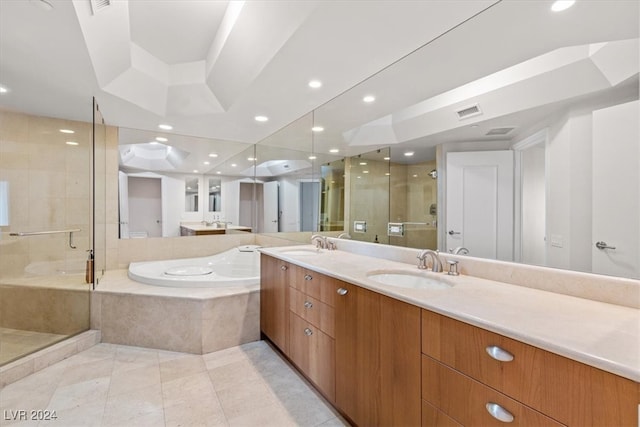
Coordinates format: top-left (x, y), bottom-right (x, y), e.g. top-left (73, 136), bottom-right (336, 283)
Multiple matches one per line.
top-left (155, 137), bottom-right (168, 142)
top-left (309, 155), bottom-right (317, 160)
top-left (357, 176), bottom-right (362, 179)
top-left (65, 141), bottom-right (79, 146)
top-left (254, 115), bottom-right (269, 122)
top-left (231, 163), bottom-right (237, 167)
top-left (193, 170), bottom-right (199, 173)
top-left (248, 157), bottom-right (256, 161)
top-left (404, 151), bottom-right (415, 157)
top-left (311, 126), bottom-right (324, 132)
top-left (363, 95), bottom-right (376, 103)
top-left (203, 161), bottom-right (210, 165)
top-left (363, 170), bottom-right (369, 174)
top-left (329, 148), bottom-right (339, 154)
top-left (551, 0), bottom-right (575, 12)
top-left (59, 129), bottom-right (74, 134)
top-left (385, 172), bottom-right (390, 176)
top-left (216, 171), bottom-right (222, 174)
top-left (149, 141), bottom-right (159, 145)
top-left (383, 157), bottom-right (390, 161)
top-left (413, 174), bottom-right (419, 178)
top-left (359, 162), bottom-right (367, 166)
top-left (158, 124), bottom-right (173, 130)
top-left (308, 80), bottom-right (322, 89)
top-left (208, 153), bottom-right (218, 158)
top-left (0, 85), bottom-right (9, 94)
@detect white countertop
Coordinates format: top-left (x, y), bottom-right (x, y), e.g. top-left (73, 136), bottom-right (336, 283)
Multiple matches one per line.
top-left (180, 224), bottom-right (251, 232)
top-left (259, 245), bottom-right (640, 383)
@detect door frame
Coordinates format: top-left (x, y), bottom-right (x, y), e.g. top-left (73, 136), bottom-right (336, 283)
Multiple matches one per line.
top-left (512, 128), bottom-right (548, 263)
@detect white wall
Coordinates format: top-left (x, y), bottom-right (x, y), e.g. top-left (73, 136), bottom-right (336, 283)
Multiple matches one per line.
top-left (546, 111), bottom-right (592, 271)
top-left (520, 145), bottom-right (546, 266)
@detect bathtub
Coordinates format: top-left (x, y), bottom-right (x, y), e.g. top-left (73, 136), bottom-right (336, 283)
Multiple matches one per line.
top-left (128, 245), bottom-right (261, 288)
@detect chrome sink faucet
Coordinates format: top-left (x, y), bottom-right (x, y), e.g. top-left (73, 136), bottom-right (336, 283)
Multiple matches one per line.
top-left (311, 234), bottom-right (327, 249)
top-left (417, 249), bottom-right (443, 272)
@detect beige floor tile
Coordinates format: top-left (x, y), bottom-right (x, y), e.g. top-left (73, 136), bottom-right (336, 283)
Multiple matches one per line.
top-left (102, 409), bottom-right (165, 427)
top-left (226, 402), bottom-right (296, 427)
top-left (47, 377), bottom-right (111, 413)
top-left (163, 399), bottom-right (228, 427)
top-left (49, 400), bottom-right (106, 427)
top-left (102, 384), bottom-right (163, 426)
top-left (108, 364), bottom-right (161, 397)
top-left (2, 341), bottom-right (350, 427)
top-left (161, 372), bottom-right (216, 407)
top-left (216, 378), bottom-right (279, 420)
top-left (207, 359), bottom-right (263, 391)
top-left (159, 353), bottom-right (206, 383)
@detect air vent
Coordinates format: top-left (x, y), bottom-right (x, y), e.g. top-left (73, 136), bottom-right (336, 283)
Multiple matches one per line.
top-left (456, 104), bottom-right (482, 120)
top-left (485, 127), bottom-right (516, 136)
top-left (90, 0), bottom-right (111, 15)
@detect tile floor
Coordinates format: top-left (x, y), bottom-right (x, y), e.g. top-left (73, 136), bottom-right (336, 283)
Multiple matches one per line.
top-left (0, 328), bottom-right (67, 366)
top-left (0, 340), bottom-right (348, 427)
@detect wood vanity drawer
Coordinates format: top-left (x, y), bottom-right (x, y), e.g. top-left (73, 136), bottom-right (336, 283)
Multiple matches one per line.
top-left (422, 400), bottom-right (462, 427)
top-left (289, 287), bottom-right (335, 337)
top-left (421, 309), bottom-right (639, 426)
top-left (288, 264), bottom-right (336, 306)
top-left (422, 355), bottom-right (565, 427)
top-left (289, 312), bottom-right (335, 402)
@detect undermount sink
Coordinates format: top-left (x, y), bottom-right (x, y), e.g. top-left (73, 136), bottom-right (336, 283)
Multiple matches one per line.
top-left (280, 248), bottom-right (323, 256)
top-left (366, 270), bottom-right (452, 290)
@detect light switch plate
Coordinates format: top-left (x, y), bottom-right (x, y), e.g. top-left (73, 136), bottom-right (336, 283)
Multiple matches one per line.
top-left (387, 222), bottom-right (404, 237)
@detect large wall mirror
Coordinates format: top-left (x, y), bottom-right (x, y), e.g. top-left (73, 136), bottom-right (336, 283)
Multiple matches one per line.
top-left (114, 0), bottom-right (638, 280)
top-left (117, 127), bottom-right (253, 238)
top-left (311, 0), bottom-right (638, 279)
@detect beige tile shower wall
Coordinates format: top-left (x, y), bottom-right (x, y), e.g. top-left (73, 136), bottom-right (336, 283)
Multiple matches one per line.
top-left (349, 158), bottom-right (389, 243)
top-left (0, 111), bottom-right (92, 280)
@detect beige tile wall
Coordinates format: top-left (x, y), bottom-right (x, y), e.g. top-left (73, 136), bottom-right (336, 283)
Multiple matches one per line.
top-left (0, 111), bottom-right (93, 281)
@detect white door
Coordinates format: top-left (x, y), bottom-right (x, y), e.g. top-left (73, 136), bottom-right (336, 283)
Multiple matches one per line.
top-left (446, 150), bottom-right (514, 260)
top-left (263, 181), bottom-right (279, 233)
top-left (592, 100), bottom-right (639, 278)
top-left (128, 177), bottom-right (162, 238)
top-left (162, 175), bottom-right (184, 237)
top-left (118, 171), bottom-right (129, 239)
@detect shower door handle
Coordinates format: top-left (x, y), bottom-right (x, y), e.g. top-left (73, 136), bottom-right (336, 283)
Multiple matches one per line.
top-left (448, 230), bottom-right (461, 235)
top-left (595, 241), bottom-right (616, 250)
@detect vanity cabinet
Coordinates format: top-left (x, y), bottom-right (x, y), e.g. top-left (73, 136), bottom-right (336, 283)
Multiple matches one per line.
top-left (260, 253), bottom-right (638, 427)
top-left (335, 281), bottom-right (422, 427)
top-left (421, 309), bottom-right (639, 426)
top-left (260, 255), bottom-right (289, 353)
top-left (288, 264), bottom-right (337, 401)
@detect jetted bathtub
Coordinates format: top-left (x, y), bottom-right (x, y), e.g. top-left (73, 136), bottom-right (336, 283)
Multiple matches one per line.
top-left (128, 245), bottom-right (260, 287)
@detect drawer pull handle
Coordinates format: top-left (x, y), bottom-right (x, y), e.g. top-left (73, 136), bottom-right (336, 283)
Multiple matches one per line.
top-left (304, 328), bottom-right (313, 336)
top-left (280, 265), bottom-right (288, 271)
top-left (304, 274), bottom-right (313, 281)
top-left (485, 402), bottom-right (514, 423)
top-left (337, 288), bottom-right (348, 296)
top-left (304, 301), bottom-right (313, 309)
top-left (486, 345), bottom-right (514, 362)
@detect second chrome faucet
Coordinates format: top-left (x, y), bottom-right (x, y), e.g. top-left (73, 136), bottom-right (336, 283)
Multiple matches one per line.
top-left (417, 249), bottom-right (443, 272)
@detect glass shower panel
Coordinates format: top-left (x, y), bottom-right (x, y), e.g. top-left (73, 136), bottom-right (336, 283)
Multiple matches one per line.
top-left (0, 110), bottom-right (91, 366)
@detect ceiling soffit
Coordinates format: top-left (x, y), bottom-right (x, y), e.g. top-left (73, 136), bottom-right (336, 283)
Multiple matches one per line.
top-left (72, 0), bottom-right (317, 117)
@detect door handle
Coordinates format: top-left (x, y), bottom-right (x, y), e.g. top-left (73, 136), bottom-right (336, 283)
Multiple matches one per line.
top-left (595, 241), bottom-right (616, 250)
top-left (448, 230), bottom-right (461, 235)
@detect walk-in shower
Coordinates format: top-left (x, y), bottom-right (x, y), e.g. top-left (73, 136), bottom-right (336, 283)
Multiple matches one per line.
top-left (0, 100), bottom-right (101, 365)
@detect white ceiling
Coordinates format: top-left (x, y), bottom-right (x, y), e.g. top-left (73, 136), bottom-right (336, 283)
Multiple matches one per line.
top-left (1, 0), bottom-right (638, 173)
top-left (0, 0), bottom-right (495, 144)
